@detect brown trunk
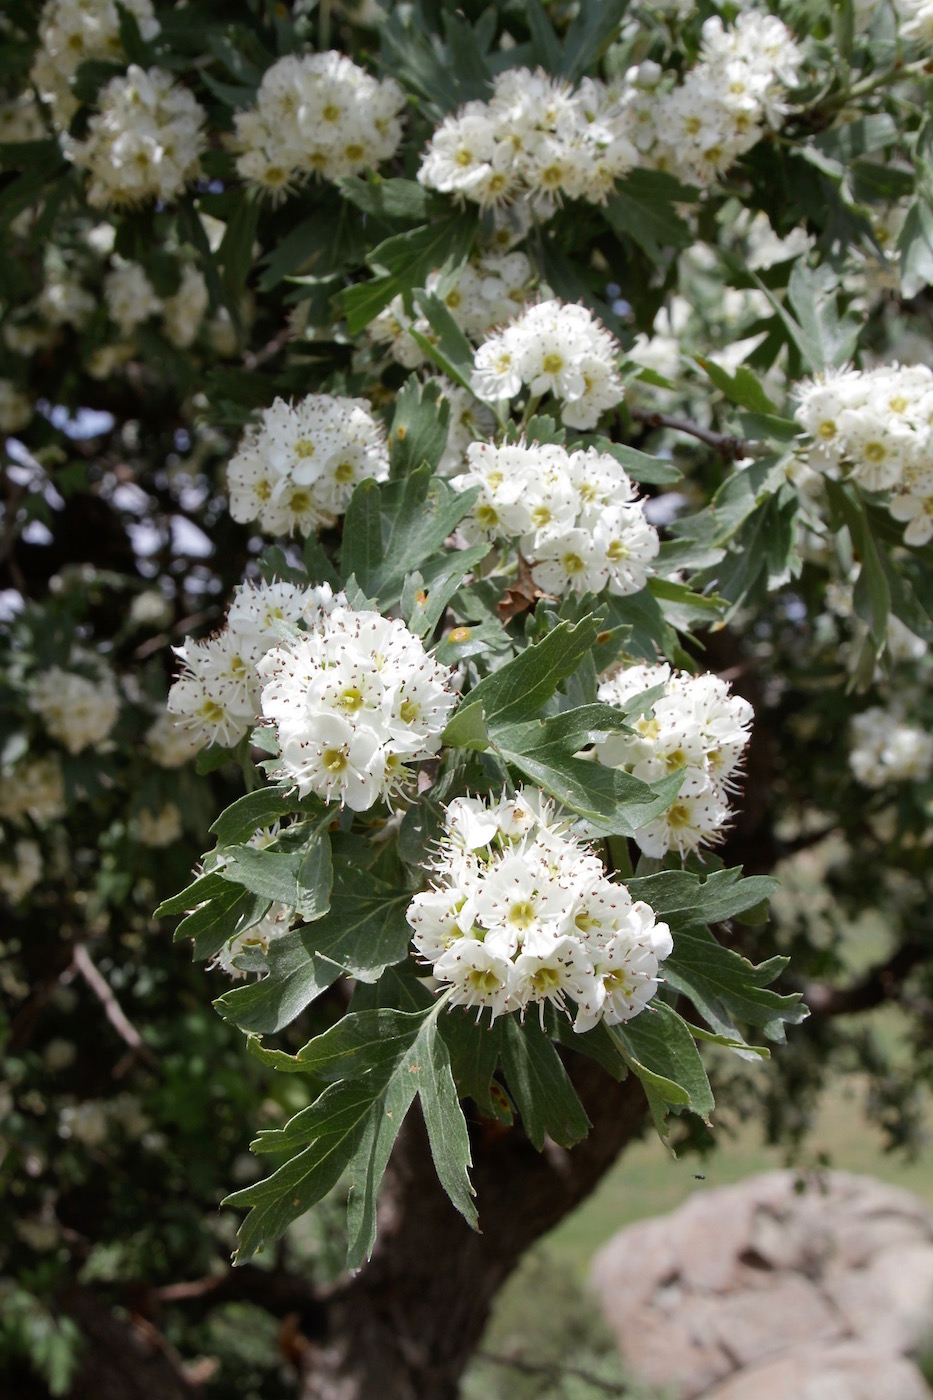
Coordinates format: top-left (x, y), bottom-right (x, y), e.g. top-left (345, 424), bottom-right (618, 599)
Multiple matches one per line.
top-left (298, 1058), bottom-right (648, 1400)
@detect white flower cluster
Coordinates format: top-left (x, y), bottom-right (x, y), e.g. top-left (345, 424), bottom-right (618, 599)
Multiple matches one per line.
top-left (211, 900), bottom-right (294, 979)
top-left (369, 251), bottom-right (537, 370)
top-left (0, 92), bottom-right (47, 144)
top-left (103, 259), bottom-right (209, 347)
top-left (453, 440), bottom-right (659, 598)
top-left (226, 393), bottom-right (389, 536)
top-left (38, 272), bottom-right (96, 330)
top-left (30, 665), bottom-right (121, 755)
top-left (163, 263), bottom-right (211, 348)
top-left (472, 299), bottom-right (624, 430)
top-left (407, 788), bottom-right (672, 1030)
top-left (32, 0), bottom-right (159, 126)
top-left (258, 598), bottom-right (457, 811)
top-left (619, 13), bottom-right (802, 186)
top-left (167, 579), bottom-right (326, 750)
top-left (418, 68), bottom-right (637, 212)
top-left (435, 379), bottom-right (496, 476)
top-left (104, 260), bottom-right (163, 337)
top-left (0, 838), bottom-right (43, 903)
top-left (794, 365), bottom-right (933, 546)
top-left (145, 711), bottom-right (202, 767)
top-left (136, 803), bottom-right (184, 848)
top-left (596, 664), bottom-right (753, 858)
top-left (0, 755), bottom-right (66, 826)
top-left (67, 65), bottom-right (207, 208)
top-left (894, 0), bottom-right (933, 43)
top-left (0, 379), bottom-right (32, 434)
top-left (850, 707), bottom-right (933, 788)
top-left (234, 51), bottom-right (405, 198)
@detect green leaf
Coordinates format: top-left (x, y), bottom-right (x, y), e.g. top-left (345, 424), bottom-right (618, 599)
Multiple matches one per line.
top-left (898, 197), bottom-right (933, 300)
top-left (217, 834), bottom-right (333, 921)
top-left (218, 194), bottom-right (261, 300)
top-left (160, 872), bottom-right (272, 961)
top-left (215, 860), bottom-right (412, 1034)
top-left (624, 867), bottom-right (778, 926)
top-left (403, 543), bottom-right (489, 639)
top-left (593, 438), bottom-right (683, 485)
top-left (786, 262), bottom-right (861, 370)
top-left (811, 113), bottom-right (898, 163)
top-left (612, 1002), bottom-right (714, 1139)
top-left (825, 479), bottom-right (890, 650)
top-left (499, 1017), bottom-right (590, 1149)
top-left (696, 358), bottom-right (778, 414)
top-left (439, 1009), bottom-right (508, 1119)
top-left (389, 376), bottom-right (450, 479)
top-left (663, 933), bottom-right (806, 1045)
top-left (337, 176), bottom-right (444, 224)
top-left (526, 0), bottom-right (562, 69)
top-left (209, 787), bottom-right (324, 847)
top-left (443, 618), bottom-right (601, 748)
top-left (227, 1007), bottom-right (476, 1268)
top-left (339, 210), bottom-right (479, 334)
top-left (560, 0), bottom-right (630, 80)
top-left (606, 170), bottom-right (699, 260)
top-left (411, 291), bottom-right (478, 395)
top-left (341, 467), bottom-right (477, 607)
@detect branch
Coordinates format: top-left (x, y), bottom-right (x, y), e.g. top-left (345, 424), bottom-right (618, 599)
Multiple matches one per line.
top-left (804, 940), bottom-right (929, 1018)
top-left (629, 407), bottom-right (754, 461)
top-left (477, 1349), bottom-right (630, 1395)
top-left (72, 944), bottom-right (159, 1070)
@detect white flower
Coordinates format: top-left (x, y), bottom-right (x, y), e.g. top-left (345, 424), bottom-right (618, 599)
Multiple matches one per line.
top-left (850, 706), bottom-right (933, 787)
top-left (471, 299), bottom-right (624, 429)
top-left (0, 839), bottom-right (42, 903)
top-left (0, 755), bottom-right (66, 825)
top-left (454, 439), bottom-right (657, 598)
top-left (226, 393), bottom-right (389, 536)
top-left (30, 665), bottom-right (121, 754)
top-left (234, 51), bottom-right (404, 198)
top-left (66, 65), bottom-right (207, 208)
top-left (596, 664), bottom-right (753, 857)
top-left (38, 274), bottom-right (95, 329)
top-left (893, 0), bottom-right (933, 44)
top-left (0, 92), bottom-right (46, 144)
top-left (418, 67), bottom-right (637, 213)
top-left (408, 786), bottom-right (671, 1028)
top-left (104, 259), bottom-right (163, 338)
top-left (793, 362), bottom-right (933, 546)
top-left (0, 380), bottom-right (32, 433)
top-left (162, 264), bottom-right (209, 348)
top-left (32, 0), bottom-right (160, 127)
top-left (258, 603), bottom-right (457, 811)
top-left (136, 803), bottom-right (183, 848)
top-left (211, 901), bottom-right (295, 979)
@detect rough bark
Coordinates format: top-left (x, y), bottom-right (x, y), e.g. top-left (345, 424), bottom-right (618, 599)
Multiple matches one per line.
top-left (298, 1059), bottom-right (649, 1400)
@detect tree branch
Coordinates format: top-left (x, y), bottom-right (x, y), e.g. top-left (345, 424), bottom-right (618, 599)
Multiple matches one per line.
top-left (629, 407), bottom-right (754, 461)
top-left (804, 939), bottom-right (929, 1018)
top-left (72, 944), bottom-right (159, 1070)
top-left (476, 1349), bottom-right (629, 1394)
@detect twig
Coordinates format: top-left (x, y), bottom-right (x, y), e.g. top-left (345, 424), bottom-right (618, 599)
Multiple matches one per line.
top-left (242, 324), bottom-right (292, 373)
top-left (804, 939), bottom-right (929, 1018)
top-left (72, 944), bottom-right (159, 1070)
top-left (476, 1350), bottom-right (630, 1395)
top-left (629, 407), bottom-right (753, 461)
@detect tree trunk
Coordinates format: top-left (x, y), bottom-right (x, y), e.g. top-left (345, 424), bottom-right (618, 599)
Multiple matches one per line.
top-left (298, 1058), bottom-right (649, 1400)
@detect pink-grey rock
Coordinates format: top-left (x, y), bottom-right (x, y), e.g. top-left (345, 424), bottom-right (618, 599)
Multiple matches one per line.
top-left (701, 1343), bottom-right (931, 1400)
top-left (590, 1171), bottom-right (933, 1400)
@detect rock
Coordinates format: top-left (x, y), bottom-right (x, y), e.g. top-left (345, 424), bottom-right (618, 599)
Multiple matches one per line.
top-left (701, 1343), bottom-right (931, 1400)
top-left (590, 1171), bottom-right (933, 1400)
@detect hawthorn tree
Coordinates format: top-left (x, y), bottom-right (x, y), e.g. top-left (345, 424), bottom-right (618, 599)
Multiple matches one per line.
top-left (1, 1), bottom-right (932, 1398)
